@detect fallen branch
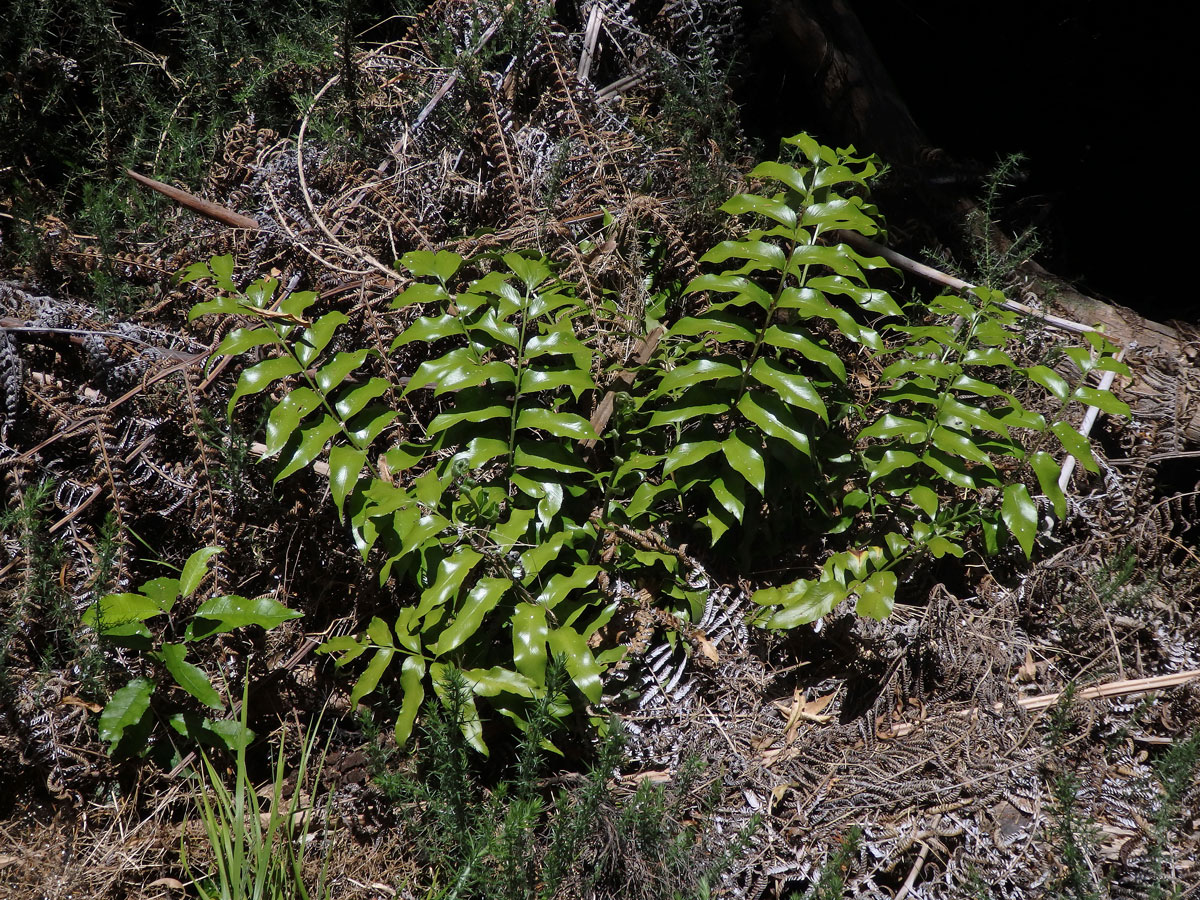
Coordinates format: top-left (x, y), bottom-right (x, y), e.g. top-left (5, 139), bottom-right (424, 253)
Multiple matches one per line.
top-left (835, 230), bottom-right (1098, 336)
top-left (1017, 669), bottom-right (1200, 713)
top-left (126, 169), bottom-right (260, 230)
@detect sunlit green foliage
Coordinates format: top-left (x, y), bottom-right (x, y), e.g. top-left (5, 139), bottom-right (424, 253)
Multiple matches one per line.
top-left (185, 134), bottom-right (1126, 751)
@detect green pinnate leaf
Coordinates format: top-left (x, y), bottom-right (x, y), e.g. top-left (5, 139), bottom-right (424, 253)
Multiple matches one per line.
top-left (319, 634), bottom-right (369, 667)
top-left (749, 358), bottom-right (827, 421)
top-left (663, 440), bottom-right (723, 478)
top-left (366, 615), bottom-right (394, 648)
top-left (720, 193), bottom-right (797, 227)
top-left (710, 474), bottom-right (746, 523)
top-left (855, 570), bottom-right (897, 620)
top-left (214, 327), bottom-right (278, 358)
top-left (1002, 482), bottom-right (1039, 559)
top-left (722, 429), bottom-right (766, 494)
top-left (1030, 450), bottom-right (1067, 519)
top-left (426, 401), bottom-right (510, 437)
top-left (138, 577), bottom-right (182, 613)
top-left (99, 677), bottom-right (154, 753)
top-left (189, 295), bottom-right (244, 319)
top-left (736, 393), bottom-right (812, 455)
top-left (276, 415), bottom-right (341, 481)
top-left (1071, 385), bottom-right (1130, 418)
top-left (179, 547), bottom-right (223, 599)
top-left (860, 414), bottom-right (930, 443)
top-left (334, 377), bottom-right (391, 422)
top-left (512, 603), bottom-right (549, 684)
top-left (963, 347), bottom-right (1016, 368)
top-left (392, 314), bottom-right (462, 348)
top-left (264, 387), bottom-right (321, 457)
top-left (296, 311), bottom-right (348, 366)
top-left (461, 666), bottom-right (538, 698)
top-left (157, 643), bottom-right (223, 709)
top-left (514, 408), bottom-right (597, 441)
top-left (394, 657), bottom-right (426, 746)
top-left (1050, 421), bottom-right (1099, 473)
top-left (429, 577), bottom-right (509, 656)
top-left (921, 450), bottom-right (977, 490)
top-left (801, 198), bottom-right (879, 234)
top-left (279, 289), bottom-right (318, 321)
top-left (521, 366), bottom-right (594, 397)
top-left (203, 718), bottom-right (255, 753)
top-left (749, 159), bottom-right (810, 193)
top-left (930, 426), bottom-right (992, 465)
top-left (534, 566), bottom-right (600, 610)
top-left (546, 625), bottom-right (604, 703)
top-left (415, 547), bottom-right (484, 619)
top-left (761, 324), bottom-right (847, 381)
top-left (866, 449), bottom-right (920, 483)
top-left (1023, 365), bottom-right (1070, 402)
top-left (683, 274), bottom-right (773, 309)
top-left (315, 348), bottom-right (371, 394)
top-left (757, 580), bottom-right (846, 629)
top-left (404, 349), bottom-right (516, 395)
top-left (399, 249), bottom-right (462, 282)
top-left (907, 485), bottom-right (938, 518)
top-left (700, 239), bottom-right (787, 270)
top-left (83, 592), bottom-right (165, 632)
top-left (208, 254), bottom-right (236, 292)
top-left (329, 444), bottom-right (368, 515)
top-left (503, 252), bottom-right (551, 290)
top-left (228, 356), bottom-right (303, 417)
top-left (190, 594), bottom-right (303, 637)
top-left (391, 282), bottom-right (450, 309)
top-left (350, 646), bottom-right (395, 707)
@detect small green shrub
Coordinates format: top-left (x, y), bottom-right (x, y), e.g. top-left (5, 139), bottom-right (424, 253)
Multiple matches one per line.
top-left (371, 660), bottom-right (748, 900)
top-left (0, 479), bottom-right (80, 671)
top-left (82, 545), bottom-right (302, 756)
top-left (1147, 730), bottom-right (1200, 900)
top-left (185, 133), bottom-right (1127, 750)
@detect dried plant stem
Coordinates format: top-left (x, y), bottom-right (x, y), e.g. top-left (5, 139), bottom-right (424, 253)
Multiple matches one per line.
top-left (1018, 669), bottom-right (1200, 713)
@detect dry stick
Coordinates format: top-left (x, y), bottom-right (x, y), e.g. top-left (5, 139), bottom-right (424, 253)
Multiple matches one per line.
top-left (125, 169), bottom-right (260, 230)
top-left (7, 351), bottom-right (211, 469)
top-left (578, 5), bottom-right (603, 82)
top-left (0, 319), bottom-right (201, 359)
top-left (1057, 350), bottom-right (1124, 492)
top-left (596, 72), bottom-right (646, 102)
top-left (894, 840), bottom-right (932, 900)
top-left (835, 231), bottom-right (1098, 336)
top-left (411, 7), bottom-right (510, 130)
top-left (1016, 668), bottom-right (1200, 713)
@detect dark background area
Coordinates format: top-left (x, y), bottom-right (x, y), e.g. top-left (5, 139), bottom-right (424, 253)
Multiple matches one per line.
top-left (852, 1), bottom-right (1187, 319)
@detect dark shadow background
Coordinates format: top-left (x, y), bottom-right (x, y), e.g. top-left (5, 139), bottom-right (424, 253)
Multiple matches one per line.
top-left (851, 1), bottom-right (1187, 318)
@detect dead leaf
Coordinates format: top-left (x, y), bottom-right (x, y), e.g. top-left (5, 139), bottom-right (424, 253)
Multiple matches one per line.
top-left (61, 695), bottom-right (103, 713)
top-left (1017, 648), bottom-right (1038, 683)
top-left (148, 877), bottom-right (186, 890)
top-left (769, 781), bottom-right (796, 813)
top-left (696, 635), bottom-right (719, 663)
